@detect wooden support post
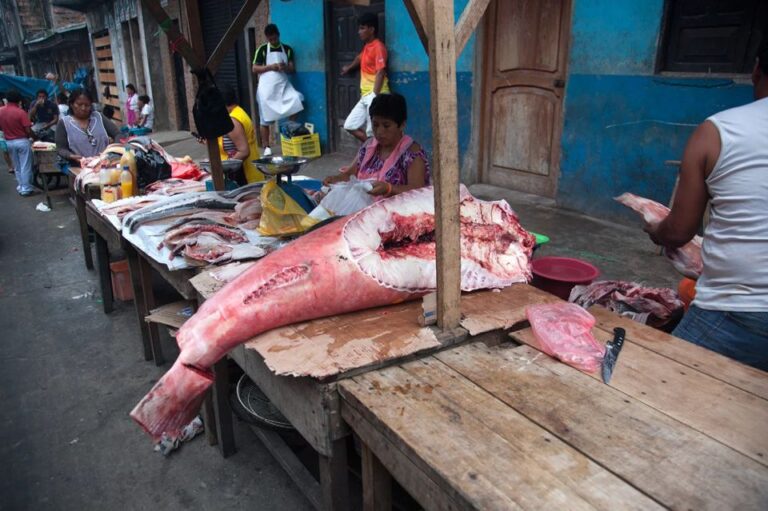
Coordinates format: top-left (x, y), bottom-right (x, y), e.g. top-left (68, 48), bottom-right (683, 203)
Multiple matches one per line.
top-left (125, 245), bottom-right (152, 361)
top-left (140, 0), bottom-right (204, 70)
top-left (361, 443), bottom-right (392, 511)
top-left (94, 232), bottom-right (114, 314)
top-left (319, 438), bottom-right (350, 511)
top-left (207, 0), bottom-right (261, 74)
top-left (427, 0), bottom-right (462, 331)
top-left (211, 358), bottom-right (236, 457)
top-left (454, 0), bottom-right (492, 58)
top-left (403, 0), bottom-right (429, 53)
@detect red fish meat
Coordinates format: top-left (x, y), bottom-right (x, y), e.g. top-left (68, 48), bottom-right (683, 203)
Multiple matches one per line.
top-left (131, 186), bottom-right (536, 441)
top-left (614, 192), bottom-right (703, 279)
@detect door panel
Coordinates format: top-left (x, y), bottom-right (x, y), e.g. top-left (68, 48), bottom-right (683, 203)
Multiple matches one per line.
top-left (481, 0), bottom-right (572, 198)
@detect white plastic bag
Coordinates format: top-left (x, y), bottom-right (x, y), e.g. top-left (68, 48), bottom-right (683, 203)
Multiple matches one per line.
top-left (319, 176), bottom-right (374, 216)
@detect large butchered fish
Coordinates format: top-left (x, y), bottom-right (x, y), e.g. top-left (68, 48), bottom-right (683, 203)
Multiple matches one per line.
top-left (131, 186), bottom-right (536, 442)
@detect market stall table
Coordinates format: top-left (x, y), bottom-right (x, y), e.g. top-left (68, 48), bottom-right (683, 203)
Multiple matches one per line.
top-left (340, 302), bottom-right (768, 510)
top-left (190, 276), bottom-right (560, 511)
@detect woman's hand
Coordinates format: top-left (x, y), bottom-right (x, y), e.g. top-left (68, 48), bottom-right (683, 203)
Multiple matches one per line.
top-left (643, 221), bottom-right (662, 245)
top-left (367, 181), bottom-right (391, 197)
top-left (323, 173), bottom-right (346, 186)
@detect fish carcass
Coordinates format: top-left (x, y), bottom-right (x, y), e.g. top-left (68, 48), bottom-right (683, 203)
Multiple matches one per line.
top-left (615, 192), bottom-right (703, 279)
top-left (122, 192), bottom-right (237, 233)
top-left (131, 186), bottom-right (536, 441)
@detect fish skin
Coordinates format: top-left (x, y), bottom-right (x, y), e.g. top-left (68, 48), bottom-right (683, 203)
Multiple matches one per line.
top-left (130, 186), bottom-right (535, 441)
top-left (124, 193), bottom-right (237, 233)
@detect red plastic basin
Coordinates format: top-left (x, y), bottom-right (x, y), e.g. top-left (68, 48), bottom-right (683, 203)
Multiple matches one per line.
top-left (531, 256), bottom-right (600, 300)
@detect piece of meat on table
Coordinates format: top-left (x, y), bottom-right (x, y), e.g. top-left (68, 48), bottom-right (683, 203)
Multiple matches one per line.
top-left (614, 192), bottom-right (703, 279)
top-left (526, 302), bottom-right (605, 373)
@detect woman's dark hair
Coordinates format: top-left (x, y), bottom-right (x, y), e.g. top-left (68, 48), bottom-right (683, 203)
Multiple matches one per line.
top-left (56, 92), bottom-right (68, 104)
top-left (369, 93), bottom-right (407, 126)
top-left (265, 23), bottom-right (279, 37)
top-left (219, 84), bottom-right (238, 106)
top-left (126, 83), bottom-right (136, 93)
top-left (68, 88), bottom-right (94, 106)
top-left (759, 40), bottom-right (768, 75)
top-left (358, 12), bottom-right (378, 35)
top-left (6, 90), bottom-right (22, 104)
top-left (138, 95), bottom-right (150, 104)
top-left (102, 105), bottom-right (115, 119)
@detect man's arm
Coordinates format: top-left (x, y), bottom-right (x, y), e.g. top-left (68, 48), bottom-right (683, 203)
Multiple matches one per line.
top-left (341, 54), bottom-right (361, 75)
top-left (373, 69), bottom-right (386, 95)
top-left (44, 109), bottom-right (58, 130)
top-left (646, 121), bottom-right (719, 248)
top-left (29, 101), bottom-right (39, 121)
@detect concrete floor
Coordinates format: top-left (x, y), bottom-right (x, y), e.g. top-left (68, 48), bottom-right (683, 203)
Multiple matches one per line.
top-left (0, 134), bottom-right (679, 510)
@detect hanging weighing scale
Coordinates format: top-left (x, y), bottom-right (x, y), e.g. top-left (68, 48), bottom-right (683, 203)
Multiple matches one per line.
top-left (252, 156), bottom-right (316, 213)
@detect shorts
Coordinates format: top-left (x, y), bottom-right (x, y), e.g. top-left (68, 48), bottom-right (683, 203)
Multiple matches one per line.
top-left (343, 92), bottom-right (376, 137)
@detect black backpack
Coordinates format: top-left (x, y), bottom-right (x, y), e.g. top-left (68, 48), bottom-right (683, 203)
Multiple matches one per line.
top-left (192, 69), bottom-right (233, 139)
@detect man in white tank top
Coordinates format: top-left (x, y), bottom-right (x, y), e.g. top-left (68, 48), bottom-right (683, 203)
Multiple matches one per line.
top-left (645, 44), bottom-right (768, 371)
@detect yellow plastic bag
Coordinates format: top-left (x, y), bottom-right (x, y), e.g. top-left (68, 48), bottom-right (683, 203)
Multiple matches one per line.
top-left (258, 180), bottom-right (312, 236)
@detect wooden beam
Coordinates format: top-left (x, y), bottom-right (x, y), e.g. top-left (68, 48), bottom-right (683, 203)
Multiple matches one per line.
top-left (454, 0), bottom-right (491, 58)
top-left (207, 0), bottom-right (261, 74)
top-left (402, 0), bottom-right (429, 53)
top-left (140, 0), bottom-right (203, 71)
top-left (427, 0), bottom-right (462, 331)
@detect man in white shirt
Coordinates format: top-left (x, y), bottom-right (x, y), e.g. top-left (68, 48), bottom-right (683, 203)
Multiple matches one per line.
top-left (645, 43), bottom-right (768, 371)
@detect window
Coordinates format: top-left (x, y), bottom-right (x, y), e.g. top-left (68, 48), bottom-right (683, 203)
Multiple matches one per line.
top-left (659, 0), bottom-right (767, 74)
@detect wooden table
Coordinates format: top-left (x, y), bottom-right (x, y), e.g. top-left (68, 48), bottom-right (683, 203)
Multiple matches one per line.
top-left (340, 305), bottom-right (768, 510)
top-left (70, 169), bottom-right (94, 271)
top-left (193, 279), bottom-right (556, 511)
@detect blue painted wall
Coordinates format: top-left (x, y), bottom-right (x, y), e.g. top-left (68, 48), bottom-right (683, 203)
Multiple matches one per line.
top-left (559, 0), bottom-right (754, 220)
top-left (271, 0), bottom-right (476, 159)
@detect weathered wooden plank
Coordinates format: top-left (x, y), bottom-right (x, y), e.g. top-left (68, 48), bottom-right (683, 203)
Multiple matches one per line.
top-left (141, 0), bottom-right (204, 71)
top-left (95, 48), bottom-right (112, 59)
top-left (428, 0), bottom-right (462, 331)
top-left (207, 0), bottom-right (261, 74)
top-left (588, 305), bottom-right (768, 400)
top-left (98, 71), bottom-right (116, 84)
top-left (436, 343), bottom-right (768, 510)
top-left (361, 443), bottom-right (392, 511)
top-left (93, 35), bottom-right (110, 48)
top-left (454, 0), bottom-right (492, 58)
top-left (341, 362), bottom-right (657, 510)
top-left (98, 61), bottom-right (114, 72)
top-left (460, 283), bottom-right (559, 335)
top-left (512, 325), bottom-right (768, 466)
top-left (402, 0), bottom-right (428, 53)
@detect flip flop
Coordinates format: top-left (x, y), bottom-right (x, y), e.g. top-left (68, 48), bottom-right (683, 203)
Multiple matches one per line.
top-left (8, 168), bottom-right (14, 174)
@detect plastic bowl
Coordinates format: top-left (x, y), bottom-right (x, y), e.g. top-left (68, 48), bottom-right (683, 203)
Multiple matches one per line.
top-left (531, 256), bottom-right (600, 300)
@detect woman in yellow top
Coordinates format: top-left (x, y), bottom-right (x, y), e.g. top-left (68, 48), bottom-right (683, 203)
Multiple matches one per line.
top-left (217, 84), bottom-right (265, 183)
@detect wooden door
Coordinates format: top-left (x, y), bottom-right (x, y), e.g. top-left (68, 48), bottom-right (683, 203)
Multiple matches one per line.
top-left (327, 0), bottom-right (384, 153)
top-left (94, 33), bottom-right (121, 122)
top-left (480, 0), bottom-right (572, 197)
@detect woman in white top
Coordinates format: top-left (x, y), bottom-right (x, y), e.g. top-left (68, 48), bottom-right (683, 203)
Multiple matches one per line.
top-left (645, 45), bottom-right (768, 371)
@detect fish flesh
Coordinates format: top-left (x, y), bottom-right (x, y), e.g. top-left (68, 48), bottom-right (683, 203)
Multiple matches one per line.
top-left (615, 193), bottom-right (703, 279)
top-left (160, 222), bottom-right (247, 259)
top-left (526, 302), bottom-right (605, 373)
top-left (130, 186), bottom-right (536, 441)
top-left (123, 192), bottom-right (237, 233)
top-left (145, 178), bottom-right (206, 196)
top-left (569, 280), bottom-right (684, 329)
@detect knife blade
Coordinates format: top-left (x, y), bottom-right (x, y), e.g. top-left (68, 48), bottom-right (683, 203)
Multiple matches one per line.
top-left (601, 327), bottom-right (626, 384)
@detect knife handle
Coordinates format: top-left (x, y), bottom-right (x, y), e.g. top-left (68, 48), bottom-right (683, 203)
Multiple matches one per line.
top-left (612, 327), bottom-right (626, 350)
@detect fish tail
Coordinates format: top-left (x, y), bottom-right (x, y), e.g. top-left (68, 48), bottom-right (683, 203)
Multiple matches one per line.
top-left (130, 359), bottom-right (214, 442)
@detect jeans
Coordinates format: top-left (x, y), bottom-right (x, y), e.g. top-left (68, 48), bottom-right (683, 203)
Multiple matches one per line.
top-left (673, 305), bottom-right (768, 371)
top-left (7, 138), bottom-right (33, 193)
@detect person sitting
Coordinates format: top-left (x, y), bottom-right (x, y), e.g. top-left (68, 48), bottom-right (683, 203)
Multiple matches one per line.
top-left (29, 89), bottom-right (59, 139)
top-left (136, 95), bottom-right (154, 132)
top-left (324, 93), bottom-right (429, 198)
top-left (644, 42), bottom-right (768, 371)
top-left (217, 84), bottom-right (264, 183)
top-left (56, 92), bottom-right (69, 117)
top-left (55, 89), bottom-right (119, 173)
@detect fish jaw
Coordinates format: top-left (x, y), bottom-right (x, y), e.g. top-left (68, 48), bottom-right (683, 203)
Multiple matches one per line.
top-left (345, 186), bottom-right (535, 293)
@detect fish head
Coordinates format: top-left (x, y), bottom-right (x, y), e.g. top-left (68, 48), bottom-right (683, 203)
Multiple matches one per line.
top-left (343, 186), bottom-right (536, 293)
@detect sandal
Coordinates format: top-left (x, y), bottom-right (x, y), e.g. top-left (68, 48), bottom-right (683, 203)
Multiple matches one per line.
top-left (8, 168), bottom-right (14, 174)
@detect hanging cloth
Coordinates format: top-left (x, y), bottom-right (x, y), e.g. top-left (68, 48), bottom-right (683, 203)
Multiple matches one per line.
top-left (256, 45), bottom-right (304, 123)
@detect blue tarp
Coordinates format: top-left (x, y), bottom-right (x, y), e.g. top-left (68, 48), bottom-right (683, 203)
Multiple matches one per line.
top-left (0, 74), bottom-right (80, 100)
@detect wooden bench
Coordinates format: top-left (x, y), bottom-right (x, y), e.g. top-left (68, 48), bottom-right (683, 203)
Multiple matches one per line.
top-left (341, 307), bottom-right (768, 510)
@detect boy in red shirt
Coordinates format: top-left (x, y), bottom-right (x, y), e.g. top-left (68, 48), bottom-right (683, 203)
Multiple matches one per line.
top-left (342, 12), bottom-right (390, 143)
top-left (0, 90), bottom-right (35, 196)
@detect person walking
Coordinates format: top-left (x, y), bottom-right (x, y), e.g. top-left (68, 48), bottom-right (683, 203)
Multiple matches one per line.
top-left (341, 12), bottom-right (389, 143)
top-left (0, 90), bottom-right (35, 196)
top-left (252, 23), bottom-right (304, 156)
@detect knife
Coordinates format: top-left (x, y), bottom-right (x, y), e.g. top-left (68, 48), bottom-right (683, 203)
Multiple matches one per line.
top-left (601, 327), bottom-right (626, 384)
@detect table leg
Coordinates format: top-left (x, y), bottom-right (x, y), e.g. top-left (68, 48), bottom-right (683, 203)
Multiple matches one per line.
top-left (361, 443), bottom-right (392, 511)
top-left (75, 193), bottom-right (93, 270)
top-left (319, 437), bottom-right (350, 511)
top-left (211, 358), bottom-right (236, 457)
top-left (94, 233), bottom-right (114, 314)
top-left (201, 390), bottom-right (219, 446)
top-left (125, 246), bottom-right (152, 361)
top-left (137, 254), bottom-right (164, 365)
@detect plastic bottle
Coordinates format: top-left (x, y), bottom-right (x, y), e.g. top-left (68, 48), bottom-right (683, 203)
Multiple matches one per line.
top-left (99, 166), bottom-right (111, 201)
top-left (110, 163), bottom-right (121, 185)
top-left (120, 165), bottom-right (133, 198)
top-left (120, 148), bottom-right (137, 193)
